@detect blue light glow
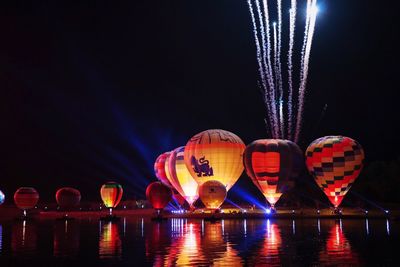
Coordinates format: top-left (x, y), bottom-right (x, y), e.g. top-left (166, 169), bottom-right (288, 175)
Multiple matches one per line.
top-left (265, 208), bottom-right (272, 215)
top-left (0, 190), bottom-right (4, 205)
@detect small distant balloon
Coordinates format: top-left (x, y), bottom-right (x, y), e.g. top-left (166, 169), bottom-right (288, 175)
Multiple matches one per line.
top-left (198, 180), bottom-right (227, 210)
top-left (0, 189), bottom-right (5, 205)
top-left (146, 181), bottom-right (172, 211)
top-left (14, 187), bottom-right (39, 210)
top-left (100, 182), bottom-right (123, 209)
top-left (55, 187), bottom-right (81, 209)
top-left (305, 136), bottom-right (365, 208)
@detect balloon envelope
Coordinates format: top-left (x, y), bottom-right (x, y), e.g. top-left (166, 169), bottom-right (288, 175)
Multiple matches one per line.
top-left (146, 182), bottom-right (172, 210)
top-left (199, 180), bottom-right (227, 210)
top-left (14, 187), bottom-right (39, 210)
top-left (56, 187), bottom-right (81, 209)
top-left (305, 136), bottom-right (365, 208)
top-left (100, 182), bottom-right (123, 208)
top-left (243, 139), bottom-right (302, 206)
top-left (166, 146), bottom-right (199, 206)
top-left (0, 190), bottom-right (5, 205)
top-left (184, 129), bottom-right (245, 191)
top-left (154, 152), bottom-right (173, 187)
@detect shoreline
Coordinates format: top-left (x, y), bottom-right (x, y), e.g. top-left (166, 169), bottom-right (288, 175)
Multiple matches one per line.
top-left (1, 207), bottom-right (397, 221)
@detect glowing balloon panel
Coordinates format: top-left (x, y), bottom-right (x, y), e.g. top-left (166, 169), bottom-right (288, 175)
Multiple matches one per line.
top-left (199, 180), bottom-right (227, 209)
top-left (146, 182), bottom-right (172, 210)
top-left (184, 129), bottom-right (245, 191)
top-left (167, 146), bottom-right (199, 206)
top-left (154, 152), bottom-right (172, 187)
top-left (14, 187), bottom-right (39, 210)
top-left (56, 187), bottom-right (81, 208)
top-left (100, 182), bottom-right (123, 208)
top-left (306, 136), bottom-right (364, 208)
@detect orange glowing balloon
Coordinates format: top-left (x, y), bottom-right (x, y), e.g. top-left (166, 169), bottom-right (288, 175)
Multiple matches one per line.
top-left (198, 180), bottom-right (227, 210)
top-left (100, 182), bottom-right (123, 208)
top-left (184, 129), bottom-right (245, 191)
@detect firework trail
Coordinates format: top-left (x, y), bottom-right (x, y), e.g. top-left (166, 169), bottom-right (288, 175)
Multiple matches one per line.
top-left (287, 0), bottom-right (297, 140)
top-left (247, 0), bottom-right (274, 134)
top-left (254, 0), bottom-right (276, 137)
top-left (276, 0), bottom-right (285, 139)
top-left (262, 0), bottom-right (279, 138)
top-left (295, 0), bottom-right (318, 142)
top-left (247, 0), bottom-right (318, 142)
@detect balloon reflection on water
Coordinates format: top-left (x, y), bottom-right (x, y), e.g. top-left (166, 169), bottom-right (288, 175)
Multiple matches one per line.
top-left (318, 221), bottom-right (360, 265)
top-left (163, 219), bottom-right (206, 266)
top-left (11, 220), bottom-right (37, 256)
top-left (163, 219), bottom-right (245, 266)
top-left (53, 220), bottom-right (80, 258)
top-left (256, 219), bottom-right (282, 266)
top-left (99, 221), bottom-right (122, 260)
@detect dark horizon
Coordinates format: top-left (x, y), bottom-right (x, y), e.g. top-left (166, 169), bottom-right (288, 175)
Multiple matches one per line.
top-left (1, 0), bottom-right (399, 202)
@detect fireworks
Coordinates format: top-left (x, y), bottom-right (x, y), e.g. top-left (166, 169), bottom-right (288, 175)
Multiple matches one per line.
top-left (247, 0), bottom-right (318, 142)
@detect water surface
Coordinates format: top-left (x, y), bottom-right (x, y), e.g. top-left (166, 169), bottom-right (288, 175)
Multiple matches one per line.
top-left (0, 217), bottom-right (398, 266)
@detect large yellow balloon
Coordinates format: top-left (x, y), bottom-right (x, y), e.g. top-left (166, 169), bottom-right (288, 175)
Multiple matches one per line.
top-left (184, 129), bottom-right (245, 191)
top-left (199, 180), bottom-right (227, 210)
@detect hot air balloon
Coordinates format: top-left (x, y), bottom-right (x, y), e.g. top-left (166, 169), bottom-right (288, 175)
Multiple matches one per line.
top-left (243, 139), bottom-right (303, 208)
top-left (55, 187), bottom-right (81, 215)
top-left (146, 181), bottom-right (172, 212)
top-left (0, 190), bottom-right (5, 205)
top-left (184, 129), bottom-right (245, 191)
top-left (154, 152), bottom-right (173, 187)
top-left (166, 146), bottom-right (199, 208)
top-left (14, 187), bottom-right (39, 217)
top-left (100, 182), bottom-right (123, 216)
top-left (305, 136), bottom-right (365, 209)
top-left (198, 180), bottom-right (227, 210)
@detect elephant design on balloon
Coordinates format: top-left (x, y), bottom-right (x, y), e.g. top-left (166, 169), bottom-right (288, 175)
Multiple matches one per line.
top-left (190, 156), bottom-right (214, 177)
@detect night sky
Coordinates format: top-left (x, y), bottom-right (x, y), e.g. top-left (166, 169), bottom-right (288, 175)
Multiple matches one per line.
top-left (1, 1), bottom-right (398, 202)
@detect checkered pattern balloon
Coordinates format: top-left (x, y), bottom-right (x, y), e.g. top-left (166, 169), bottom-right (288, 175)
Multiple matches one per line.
top-left (305, 136), bottom-right (365, 208)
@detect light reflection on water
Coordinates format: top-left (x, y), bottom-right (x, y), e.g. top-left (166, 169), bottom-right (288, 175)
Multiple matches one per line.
top-left (99, 221), bottom-right (122, 260)
top-left (318, 221), bottom-right (360, 265)
top-left (0, 217), bottom-right (398, 266)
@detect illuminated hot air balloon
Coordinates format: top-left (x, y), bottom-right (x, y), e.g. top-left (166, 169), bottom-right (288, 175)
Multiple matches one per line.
top-left (154, 152), bottom-right (173, 187)
top-left (184, 129), bottom-right (245, 191)
top-left (100, 182), bottom-right (123, 216)
top-left (0, 190), bottom-right (4, 205)
top-left (305, 136), bottom-right (365, 209)
top-left (56, 187), bottom-right (81, 210)
top-left (198, 180), bottom-right (227, 210)
top-left (166, 146), bottom-right (199, 207)
top-left (146, 181), bottom-right (172, 211)
top-left (243, 139), bottom-right (303, 208)
top-left (14, 187), bottom-right (39, 217)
